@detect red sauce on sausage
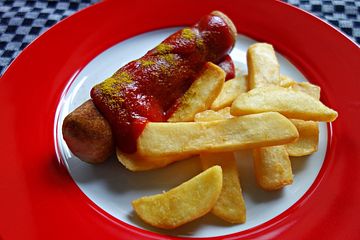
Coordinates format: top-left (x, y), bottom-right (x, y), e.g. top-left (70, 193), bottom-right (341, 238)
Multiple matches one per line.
top-left (91, 12), bottom-right (235, 153)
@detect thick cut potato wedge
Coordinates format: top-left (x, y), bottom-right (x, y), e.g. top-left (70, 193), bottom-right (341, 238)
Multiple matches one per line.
top-left (194, 110), bottom-right (228, 122)
top-left (137, 112), bottom-right (299, 158)
top-left (279, 75), bottom-right (296, 88)
top-left (286, 119), bottom-right (319, 156)
top-left (195, 111), bottom-right (245, 223)
top-left (168, 62), bottom-right (225, 122)
top-left (279, 76), bottom-right (321, 100)
top-left (278, 80), bottom-right (320, 155)
top-left (231, 86), bottom-right (337, 122)
top-left (116, 149), bottom-right (192, 171)
top-left (252, 144), bottom-right (293, 191)
top-left (194, 107), bottom-right (233, 122)
top-left (132, 166), bottom-right (223, 229)
top-left (253, 145), bottom-right (293, 191)
top-left (248, 51), bottom-right (294, 191)
top-left (249, 64), bottom-right (294, 191)
top-left (289, 82), bottom-right (321, 100)
top-left (217, 107), bottom-right (233, 118)
top-left (201, 153), bottom-right (246, 223)
top-left (285, 82), bottom-right (320, 156)
top-left (211, 75), bottom-right (248, 110)
top-left (247, 43), bottom-right (293, 191)
top-left (247, 43), bottom-right (280, 89)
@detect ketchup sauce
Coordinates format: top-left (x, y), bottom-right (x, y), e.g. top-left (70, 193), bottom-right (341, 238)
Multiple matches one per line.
top-left (91, 12), bottom-right (236, 153)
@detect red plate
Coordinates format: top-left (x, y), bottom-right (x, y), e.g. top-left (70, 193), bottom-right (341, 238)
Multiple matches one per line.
top-left (1, 0), bottom-right (359, 239)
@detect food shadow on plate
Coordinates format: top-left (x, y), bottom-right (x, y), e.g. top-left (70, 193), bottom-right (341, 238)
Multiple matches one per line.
top-left (65, 146), bottom-right (311, 203)
top-left (66, 153), bottom-right (204, 194)
top-left (235, 149), bottom-right (313, 204)
top-left (291, 155), bottom-right (310, 174)
top-left (235, 150), bottom-right (284, 203)
top-left (127, 210), bottom-right (232, 236)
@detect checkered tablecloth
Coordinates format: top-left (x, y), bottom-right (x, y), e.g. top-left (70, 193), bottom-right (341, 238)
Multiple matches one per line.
top-left (0, 0), bottom-right (359, 76)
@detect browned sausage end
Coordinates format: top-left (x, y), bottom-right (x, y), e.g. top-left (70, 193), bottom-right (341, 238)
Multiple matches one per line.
top-left (62, 100), bottom-right (114, 163)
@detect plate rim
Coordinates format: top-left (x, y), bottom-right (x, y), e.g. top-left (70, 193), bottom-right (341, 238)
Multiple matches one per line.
top-left (1, 0), bottom-right (359, 239)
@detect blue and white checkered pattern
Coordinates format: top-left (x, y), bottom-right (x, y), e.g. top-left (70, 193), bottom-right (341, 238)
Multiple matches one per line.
top-left (1, 0), bottom-right (359, 76)
top-left (0, 0), bottom-right (98, 75)
top-left (285, 0), bottom-right (360, 44)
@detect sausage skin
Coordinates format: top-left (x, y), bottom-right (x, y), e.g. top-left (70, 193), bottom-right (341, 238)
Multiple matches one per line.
top-left (62, 100), bottom-right (114, 163)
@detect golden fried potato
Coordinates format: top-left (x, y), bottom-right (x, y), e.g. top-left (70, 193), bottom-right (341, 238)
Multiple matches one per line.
top-left (195, 110), bottom-right (245, 223)
top-left (211, 75), bottom-right (248, 110)
top-left (194, 110), bottom-right (227, 122)
top-left (137, 112), bottom-right (299, 158)
top-left (253, 145), bottom-right (293, 191)
top-left (285, 119), bottom-right (319, 156)
top-left (279, 76), bottom-right (321, 100)
top-left (217, 107), bottom-right (233, 117)
top-left (278, 80), bottom-right (321, 156)
top-left (194, 107), bottom-right (233, 122)
top-left (116, 149), bottom-right (192, 171)
top-left (132, 166), bottom-right (223, 229)
top-left (231, 86), bottom-right (338, 122)
top-left (279, 75), bottom-right (296, 88)
top-left (247, 43), bottom-right (280, 89)
top-left (246, 45), bottom-right (293, 191)
top-left (284, 81), bottom-right (320, 155)
top-left (168, 62), bottom-right (225, 122)
top-left (201, 152), bottom-right (246, 223)
top-left (289, 82), bottom-right (321, 100)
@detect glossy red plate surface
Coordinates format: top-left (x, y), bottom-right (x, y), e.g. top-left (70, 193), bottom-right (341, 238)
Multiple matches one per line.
top-left (1, 0), bottom-right (359, 239)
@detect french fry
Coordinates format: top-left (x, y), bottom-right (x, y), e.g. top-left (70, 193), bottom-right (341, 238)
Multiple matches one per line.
top-left (210, 75), bottom-right (248, 110)
top-left (194, 110), bottom-right (227, 122)
top-left (137, 112), bottom-right (299, 158)
top-left (278, 76), bottom-right (321, 155)
top-left (253, 146), bottom-right (293, 191)
top-left (231, 86), bottom-right (338, 122)
top-left (116, 149), bottom-right (192, 171)
top-left (168, 62), bottom-right (225, 122)
top-left (247, 43), bottom-right (280, 89)
top-left (253, 145), bottom-right (293, 190)
top-left (217, 107), bottom-right (233, 117)
top-left (279, 75), bottom-right (296, 88)
top-left (289, 82), bottom-right (321, 100)
top-left (247, 45), bottom-right (294, 191)
top-left (286, 82), bottom-right (320, 156)
top-left (194, 107), bottom-right (233, 122)
top-left (117, 62), bottom-right (225, 170)
top-left (280, 75), bottom-right (321, 100)
top-left (125, 39), bottom-right (335, 228)
top-left (285, 119), bottom-right (319, 156)
top-left (132, 166), bottom-right (223, 229)
top-left (195, 109), bottom-right (245, 223)
top-left (201, 153), bottom-right (246, 223)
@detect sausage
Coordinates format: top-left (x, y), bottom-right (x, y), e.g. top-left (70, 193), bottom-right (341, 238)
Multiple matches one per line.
top-left (62, 11), bottom-right (237, 163)
top-left (91, 11), bottom-right (237, 153)
top-left (62, 100), bottom-right (114, 163)
top-left (63, 58), bottom-right (234, 164)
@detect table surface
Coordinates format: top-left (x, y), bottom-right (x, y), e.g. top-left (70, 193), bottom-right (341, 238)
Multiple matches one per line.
top-left (0, 0), bottom-right (359, 76)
